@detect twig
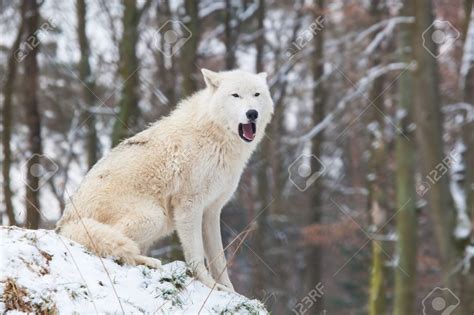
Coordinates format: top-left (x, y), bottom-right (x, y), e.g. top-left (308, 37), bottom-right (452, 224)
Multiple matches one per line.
top-left (197, 225), bottom-right (256, 314)
top-left (153, 225), bottom-right (256, 314)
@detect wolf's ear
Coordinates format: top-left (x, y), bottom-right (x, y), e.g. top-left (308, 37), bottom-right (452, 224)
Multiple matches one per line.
top-left (201, 69), bottom-right (220, 89)
top-left (257, 72), bottom-right (267, 81)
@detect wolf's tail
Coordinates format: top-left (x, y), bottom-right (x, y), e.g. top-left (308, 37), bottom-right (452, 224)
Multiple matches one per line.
top-left (58, 218), bottom-right (140, 264)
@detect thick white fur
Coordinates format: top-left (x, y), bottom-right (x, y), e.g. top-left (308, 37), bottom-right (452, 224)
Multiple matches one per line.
top-left (56, 69), bottom-right (273, 291)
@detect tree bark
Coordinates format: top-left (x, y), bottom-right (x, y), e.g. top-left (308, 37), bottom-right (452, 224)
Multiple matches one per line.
top-left (462, 0), bottom-right (474, 247)
top-left (155, 0), bottom-right (176, 114)
top-left (181, 0), bottom-right (200, 97)
top-left (413, 0), bottom-right (459, 291)
top-left (393, 1), bottom-right (417, 314)
top-left (255, 0), bottom-right (265, 75)
top-left (366, 2), bottom-right (389, 314)
top-left (76, 0), bottom-right (98, 168)
top-left (111, 0), bottom-right (142, 146)
top-left (367, 105), bottom-right (388, 315)
top-left (24, 0), bottom-right (42, 229)
top-left (459, 2), bottom-right (474, 313)
top-left (252, 0), bottom-right (267, 299)
top-left (305, 1), bottom-right (325, 314)
top-left (224, 0), bottom-right (237, 70)
top-left (2, 4), bottom-right (26, 226)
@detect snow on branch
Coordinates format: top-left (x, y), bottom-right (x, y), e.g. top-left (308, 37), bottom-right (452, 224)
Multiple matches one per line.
top-left (324, 16), bottom-right (414, 53)
top-left (461, 8), bottom-right (474, 81)
top-left (199, 2), bottom-right (226, 19)
top-left (286, 62), bottom-right (415, 144)
top-left (443, 102), bottom-right (474, 123)
top-left (451, 245), bottom-right (474, 276)
top-left (203, 2), bottom-right (259, 39)
top-left (362, 16), bottom-right (415, 56)
top-left (449, 141), bottom-right (471, 240)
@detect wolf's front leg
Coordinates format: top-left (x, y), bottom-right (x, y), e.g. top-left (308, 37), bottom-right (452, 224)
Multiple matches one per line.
top-left (203, 207), bottom-right (234, 292)
top-left (174, 205), bottom-right (217, 289)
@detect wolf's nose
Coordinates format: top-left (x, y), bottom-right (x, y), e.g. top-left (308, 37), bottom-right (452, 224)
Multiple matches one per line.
top-left (246, 110), bottom-right (258, 121)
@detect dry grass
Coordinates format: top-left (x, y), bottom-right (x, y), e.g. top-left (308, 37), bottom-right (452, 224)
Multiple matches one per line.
top-left (2, 278), bottom-right (57, 314)
top-left (3, 278), bottom-right (34, 313)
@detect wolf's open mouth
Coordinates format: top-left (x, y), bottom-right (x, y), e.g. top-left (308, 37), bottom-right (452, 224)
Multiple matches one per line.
top-left (238, 122), bottom-right (256, 142)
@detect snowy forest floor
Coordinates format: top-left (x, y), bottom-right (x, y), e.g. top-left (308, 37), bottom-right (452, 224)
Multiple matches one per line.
top-left (0, 226), bottom-right (267, 314)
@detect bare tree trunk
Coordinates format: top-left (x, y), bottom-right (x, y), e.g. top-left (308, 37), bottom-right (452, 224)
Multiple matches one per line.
top-left (2, 4), bottom-right (26, 226)
top-left (24, 0), bottom-right (42, 229)
top-left (305, 2), bottom-right (325, 314)
top-left (76, 0), bottom-right (98, 168)
top-left (112, 0), bottom-right (151, 146)
top-left (252, 0), bottom-right (267, 299)
top-left (254, 144), bottom-right (269, 297)
top-left (224, 0), bottom-right (237, 70)
top-left (413, 0), bottom-right (459, 290)
top-left (367, 84), bottom-right (388, 315)
top-left (264, 76), bottom-right (288, 313)
top-left (255, 0), bottom-right (265, 75)
top-left (367, 2), bottom-right (388, 314)
top-left (462, 0), bottom-right (474, 246)
top-left (462, 0), bottom-right (473, 40)
top-left (269, 111), bottom-right (284, 217)
top-left (459, 2), bottom-right (474, 313)
top-left (393, 1), bottom-right (417, 314)
top-left (181, 0), bottom-right (200, 97)
top-left (155, 0), bottom-right (176, 114)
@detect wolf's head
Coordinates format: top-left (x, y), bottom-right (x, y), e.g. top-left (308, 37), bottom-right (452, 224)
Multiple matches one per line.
top-left (201, 69), bottom-right (274, 145)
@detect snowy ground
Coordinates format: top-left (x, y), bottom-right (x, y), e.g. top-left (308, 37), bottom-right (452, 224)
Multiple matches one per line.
top-left (0, 226), bottom-right (267, 314)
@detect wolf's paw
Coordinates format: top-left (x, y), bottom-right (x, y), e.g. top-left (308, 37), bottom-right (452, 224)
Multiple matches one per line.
top-left (220, 280), bottom-right (235, 292)
top-left (135, 255), bottom-right (162, 269)
top-left (215, 283), bottom-right (235, 293)
top-left (198, 275), bottom-right (235, 293)
top-left (197, 274), bottom-right (218, 290)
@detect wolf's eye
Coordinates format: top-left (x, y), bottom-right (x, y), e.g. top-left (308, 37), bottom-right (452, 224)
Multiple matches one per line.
top-left (254, 92), bottom-right (260, 97)
top-left (231, 93), bottom-right (240, 98)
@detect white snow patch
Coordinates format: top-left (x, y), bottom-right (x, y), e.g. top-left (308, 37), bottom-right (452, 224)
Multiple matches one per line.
top-left (462, 245), bottom-right (474, 274)
top-left (461, 9), bottom-right (474, 81)
top-left (449, 142), bottom-right (470, 240)
top-left (0, 227), bottom-right (267, 314)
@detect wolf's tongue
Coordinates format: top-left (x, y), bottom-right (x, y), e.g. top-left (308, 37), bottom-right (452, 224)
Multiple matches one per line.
top-left (242, 123), bottom-right (255, 140)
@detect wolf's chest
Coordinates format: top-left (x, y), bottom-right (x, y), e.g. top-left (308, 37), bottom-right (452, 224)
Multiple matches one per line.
top-left (195, 159), bottom-right (243, 196)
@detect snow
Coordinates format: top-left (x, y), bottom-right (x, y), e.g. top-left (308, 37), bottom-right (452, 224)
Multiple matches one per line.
top-left (443, 102), bottom-right (474, 123)
top-left (199, 2), bottom-right (226, 19)
top-left (0, 227), bottom-right (267, 314)
top-left (361, 16), bottom-right (415, 57)
top-left (354, 16), bottom-right (414, 45)
top-left (462, 245), bottom-right (474, 275)
top-left (461, 8), bottom-right (474, 81)
top-left (288, 62), bottom-right (414, 143)
top-left (449, 142), bottom-right (470, 240)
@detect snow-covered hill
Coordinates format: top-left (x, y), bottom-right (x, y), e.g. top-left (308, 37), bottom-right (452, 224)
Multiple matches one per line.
top-left (0, 226), bottom-right (267, 314)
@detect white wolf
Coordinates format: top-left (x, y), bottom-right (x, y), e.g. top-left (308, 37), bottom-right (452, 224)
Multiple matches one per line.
top-left (56, 69), bottom-right (273, 291)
